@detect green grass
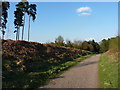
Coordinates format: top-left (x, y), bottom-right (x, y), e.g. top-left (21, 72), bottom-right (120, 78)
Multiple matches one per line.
top-left (3, 54), bottom-right (93, 88)
top-left (99, 55), bottom-right (118, 88)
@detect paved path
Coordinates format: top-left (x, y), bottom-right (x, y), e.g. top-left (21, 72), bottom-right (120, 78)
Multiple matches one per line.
top-left (42, 55), bottom-right (100, 88)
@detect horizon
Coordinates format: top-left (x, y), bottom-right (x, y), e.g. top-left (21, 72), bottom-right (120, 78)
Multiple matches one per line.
top-left (1, 2), bottom-right (118, 43)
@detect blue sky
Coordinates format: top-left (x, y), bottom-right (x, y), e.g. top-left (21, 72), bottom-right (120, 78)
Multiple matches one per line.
top-left (5, 2), bottom-right (118, 43)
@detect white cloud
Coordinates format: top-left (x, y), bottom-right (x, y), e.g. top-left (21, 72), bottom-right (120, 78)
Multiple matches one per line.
top-left (76, 7), bottom-right (92, 13)
top-left (79, 12), bottom-right (91, 16)
top-left (76, 7), bottom-right (92, 16)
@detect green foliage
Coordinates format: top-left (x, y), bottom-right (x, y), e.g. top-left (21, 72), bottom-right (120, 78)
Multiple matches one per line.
top-left (65, 39), bottom-right (73, 48)
top-left (27, 4), bottom-right (37, 21)
top-left (109, 36), bottom-right (119, 50)
top-left (16, 1), bottom-right (29, 13)
top-left (88, 44), bottom-right (94, 52)
top-left (99, 55), bottom-right (118, 88)
top-left (100, 36), bottom-right (119, 53)
top-left (51, 36), bottom-right (119, 54)
top-left (50, 36), bottom-right (100, 53)
top-left (2, 1), bottom-right (10, 29)
top-left (55, 35), bottom-right (64, 46)
top-left (15, 1), bottom-right (29, 40)
top-left (27, 4), bottom-right (37, 41)
top-left (15, 1), bottom-right (37, 41)
top-left (88, 40), bottom-right (100, 53)
top-left (14, 8), bottom-right (24, 27)
top-left (1, 1), bottom-right (10, 39)
top-left (81, 40), bottom-right (100, 53)
top-left (72, 40), bottom-right (82, 49)
top-left (81, 41), bottom-right (89, 50)
top-left (100, 39), bottom-right (109, 53)
top-left (14, 7), bottom-right (24, 40)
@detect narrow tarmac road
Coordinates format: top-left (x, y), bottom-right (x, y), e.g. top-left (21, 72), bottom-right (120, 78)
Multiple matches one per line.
top-left (42, 55), bottom-right (100, 88)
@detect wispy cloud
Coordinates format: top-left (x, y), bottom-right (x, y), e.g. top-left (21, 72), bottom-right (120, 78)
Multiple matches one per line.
top-left (76, 7), bottom-right (92, 16)
top-left (76, 7), bottom-right (92, 13)
top-left (78, 12), bottom-right (91, 16)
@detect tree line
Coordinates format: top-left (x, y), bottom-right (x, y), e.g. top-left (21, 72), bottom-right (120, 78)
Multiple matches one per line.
top-left (100, 36), bottom-right (119, 52)
top-left (1, 0), bottom-right (37, 41)
top-left (49, 35), bottom-right (119, 53)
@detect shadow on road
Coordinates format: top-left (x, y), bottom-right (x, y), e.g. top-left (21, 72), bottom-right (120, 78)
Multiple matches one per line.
top-left (75, 61), bottom-right (98, 68)
top-left (50, 76), bottom-right (65, 79)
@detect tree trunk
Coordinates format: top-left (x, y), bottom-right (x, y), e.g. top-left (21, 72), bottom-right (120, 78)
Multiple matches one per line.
top-left (18, 27), bottom-right (20, 40)
top-left (16, 30), bottom-right (18, 40)
top-left (2, 34), bottom-right (4, 40)
top-left (28, 16), bottom-right (30, 41)
top-left (22, 13), bottom-right (25, 40)
top-left (2, 28), bottom-right (5, 39)
top-left (17, 28), bottom-right (19, 40)
top-left (16, 28), bottom-right (19, 40)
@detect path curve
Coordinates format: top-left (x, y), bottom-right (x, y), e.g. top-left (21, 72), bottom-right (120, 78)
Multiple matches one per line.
top-left (41, 55), bottom-right (100, 88)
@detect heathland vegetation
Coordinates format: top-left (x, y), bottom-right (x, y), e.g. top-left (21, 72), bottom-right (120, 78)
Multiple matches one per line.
top-left (1, 0), bottom-right (119, 89)
top-left (2, 39), bottom-right (92, 88)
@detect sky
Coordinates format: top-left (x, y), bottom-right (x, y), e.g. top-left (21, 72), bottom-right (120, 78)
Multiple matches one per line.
top-left (4, 2), bottom-right (118, 43)
top-left (6, 0), bottom-right (120, 2)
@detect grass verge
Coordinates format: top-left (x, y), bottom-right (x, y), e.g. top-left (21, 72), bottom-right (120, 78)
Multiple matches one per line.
top-left (99, 54), bottom-right (118, 88)
top-left (3, 54), bottom-right (93, 88)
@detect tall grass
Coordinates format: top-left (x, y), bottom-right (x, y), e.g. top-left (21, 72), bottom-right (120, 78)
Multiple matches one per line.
top-left (99, 54), bottom-right (118, 88)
